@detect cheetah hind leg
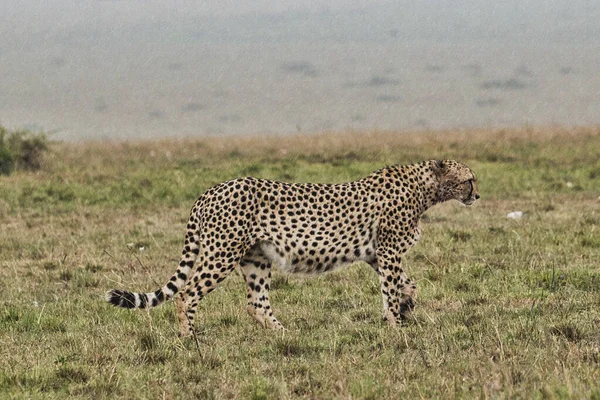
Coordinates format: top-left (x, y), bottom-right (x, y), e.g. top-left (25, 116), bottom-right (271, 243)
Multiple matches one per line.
top-left (176, 291), bottom-right (193, 337)
top-left (175, 257), bottom-right (239, 337)
top-left (240, 248), bottom-right (285, 331)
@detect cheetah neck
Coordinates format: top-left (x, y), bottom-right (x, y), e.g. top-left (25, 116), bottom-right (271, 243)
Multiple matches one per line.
top-left (418, 161), bottom-right (443, 212)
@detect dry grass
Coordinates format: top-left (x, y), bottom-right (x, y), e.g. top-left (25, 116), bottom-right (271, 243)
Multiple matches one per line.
top-left (0, 126), bottom-right (599, 399)
top-left (58, 125), bottom-right (600, 164)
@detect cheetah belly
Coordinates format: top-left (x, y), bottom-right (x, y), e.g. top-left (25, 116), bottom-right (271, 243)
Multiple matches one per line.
top-left (259, 231), bottom-right (377, 275)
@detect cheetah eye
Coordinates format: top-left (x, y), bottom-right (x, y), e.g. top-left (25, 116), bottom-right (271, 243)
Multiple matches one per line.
top-left (459, 179), bottom-right (473, 190)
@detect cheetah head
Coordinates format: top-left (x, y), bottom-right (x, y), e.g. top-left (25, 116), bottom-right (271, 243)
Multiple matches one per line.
top-left (432, 160), bottom-right (480, 206)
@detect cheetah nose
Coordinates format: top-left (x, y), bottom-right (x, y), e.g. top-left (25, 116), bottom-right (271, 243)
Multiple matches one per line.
top-left (475, 193), bottom-right (480, 200)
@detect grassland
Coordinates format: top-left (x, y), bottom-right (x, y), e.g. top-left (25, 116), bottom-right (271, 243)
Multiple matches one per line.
top-left (0, 126), bottom-right (599, 399)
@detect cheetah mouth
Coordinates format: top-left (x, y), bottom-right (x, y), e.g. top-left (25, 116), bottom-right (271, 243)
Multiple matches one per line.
top-left (461, 181), bottom-right (477, 205)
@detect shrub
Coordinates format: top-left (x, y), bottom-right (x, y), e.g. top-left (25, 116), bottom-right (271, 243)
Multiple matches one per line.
top-left (0, 145), bottom-right (14, 175)
top-left (0, 124), bottom-right (49, 175)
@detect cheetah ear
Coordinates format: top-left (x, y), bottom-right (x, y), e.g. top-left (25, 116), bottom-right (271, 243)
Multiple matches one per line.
top-left (432, 160), bottom-right (446, 179)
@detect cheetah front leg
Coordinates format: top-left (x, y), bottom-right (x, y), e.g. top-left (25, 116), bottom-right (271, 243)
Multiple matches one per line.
top-left (375, 250), bottom-right (417, 326)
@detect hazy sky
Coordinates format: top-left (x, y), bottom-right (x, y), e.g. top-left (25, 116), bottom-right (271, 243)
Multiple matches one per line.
top-left (3, 0), bottom-right (598, 45)
top-left (1, 0), bottom-right (599, 139)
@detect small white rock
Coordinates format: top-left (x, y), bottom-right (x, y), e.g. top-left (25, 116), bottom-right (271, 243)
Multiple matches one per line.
top-left (566, 182), bottom-right (574, 188)
top-left (507, 211), bottom-right (523, 220)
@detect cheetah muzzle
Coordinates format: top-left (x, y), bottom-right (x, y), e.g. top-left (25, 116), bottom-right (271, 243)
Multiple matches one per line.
top-left (106, 159), bottom-right (479, 336)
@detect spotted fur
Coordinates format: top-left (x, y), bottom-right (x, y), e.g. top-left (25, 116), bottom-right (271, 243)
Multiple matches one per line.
top-left (106, 159), bottom-right (479, 335)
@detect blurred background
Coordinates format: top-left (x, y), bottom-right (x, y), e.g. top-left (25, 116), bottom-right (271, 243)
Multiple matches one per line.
top-left (1, 0), bottom-right (599, 141)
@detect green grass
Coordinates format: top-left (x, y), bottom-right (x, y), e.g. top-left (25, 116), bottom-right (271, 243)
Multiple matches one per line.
top-left (0, 127), bottom-right (599, 398)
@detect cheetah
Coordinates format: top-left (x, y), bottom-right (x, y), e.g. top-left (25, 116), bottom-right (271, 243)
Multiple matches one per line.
top-left (106, 160), bottom-right (479, 336)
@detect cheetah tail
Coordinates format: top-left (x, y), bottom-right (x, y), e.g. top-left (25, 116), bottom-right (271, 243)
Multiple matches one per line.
top-left (105, 234), bottom-right (200, 309)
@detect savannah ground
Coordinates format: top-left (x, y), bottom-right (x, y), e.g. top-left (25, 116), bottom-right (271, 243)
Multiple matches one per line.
top-left (0, 127), bottom-right (599, 399)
